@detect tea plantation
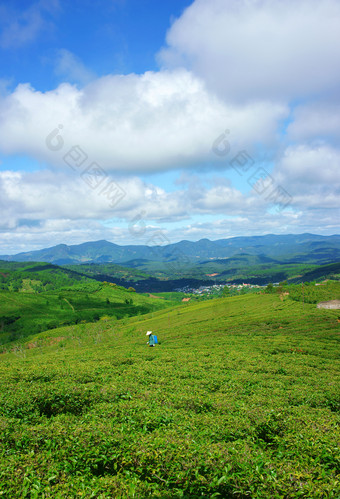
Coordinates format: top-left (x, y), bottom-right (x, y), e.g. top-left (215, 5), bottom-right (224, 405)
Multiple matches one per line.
top-left (0, 286), bottom-right (339, 497)
top-left (0, 282), bottom-right (173, 344)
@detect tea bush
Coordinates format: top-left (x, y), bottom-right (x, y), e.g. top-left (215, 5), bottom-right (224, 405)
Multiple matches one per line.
top-left (0, 287), bottom-right (339, 497)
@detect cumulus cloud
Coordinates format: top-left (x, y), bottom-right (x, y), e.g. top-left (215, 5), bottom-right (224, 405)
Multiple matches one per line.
top-left (274, 144), bottom-right (340, 187)
top-left (0, 70), bottom-right (288, 172)
top-left (0, 161), bottom-right (336, 254)
top-left (1, 138), bottom-right (338, 253)
top-left (272, 144), bottom-right (340, 212)
top-left (159, 0), bottom-right (340, 102)
top-left (0, 169), bottom-right (254, 225)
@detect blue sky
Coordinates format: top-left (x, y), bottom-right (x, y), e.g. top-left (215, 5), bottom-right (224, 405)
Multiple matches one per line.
top-left (0, 0), bottom-right (339, 253)
top-left (1, 0), bottom-right (193, 90)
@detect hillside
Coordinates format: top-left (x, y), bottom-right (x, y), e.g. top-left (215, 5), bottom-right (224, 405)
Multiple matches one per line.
top-left (65, 260), bottom-right (340, 291)
top-left (0, 269), bottom-right (173, 344)
top-left (0, 284), bottom-right (339, 497)
top-left (0, 261), bottom-right (94, 292)
top-left (1, 258), bottom-right (340, 296)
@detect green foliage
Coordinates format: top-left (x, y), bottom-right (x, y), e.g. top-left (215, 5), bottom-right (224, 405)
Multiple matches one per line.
top-left (265, 283), bottom-right (274, 293)
top-left (0, 285), bottom-right (339, 497)
top-left (289, 280), bottom-right (340, 304)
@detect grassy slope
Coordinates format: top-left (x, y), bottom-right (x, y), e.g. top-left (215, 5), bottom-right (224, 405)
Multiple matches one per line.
top-left (0, 283), bottom-right (173, 344)
top-left (0, 290), bottom-right (339, 497)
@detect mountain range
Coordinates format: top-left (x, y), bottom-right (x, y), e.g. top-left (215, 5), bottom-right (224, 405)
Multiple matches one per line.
top-left (1, 233), bottom-right (340, 266)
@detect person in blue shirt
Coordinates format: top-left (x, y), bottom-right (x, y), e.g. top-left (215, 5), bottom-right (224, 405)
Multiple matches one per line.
top-left (146, 331), bottom-right (156, 347)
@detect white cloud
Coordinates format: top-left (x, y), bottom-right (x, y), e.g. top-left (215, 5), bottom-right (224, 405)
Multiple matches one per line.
top-left (287, 102), bottom-right (340, 144)
top-left (275, 144), bottom-right (340, 187)
top-left (1, 142), bottom-right (338, 254)
top-left (273, 144), bottom-right (340, 210)
top-left (159, 0), bottom-right (340, 102)
top-left (0, 169), bottom-right (235, 225)
top-left (0, 70), bottom-right (288, 173)
top-left (165, 204), bottom-right (340, 243)
top-left (0, 161), bottom-right (337, 254)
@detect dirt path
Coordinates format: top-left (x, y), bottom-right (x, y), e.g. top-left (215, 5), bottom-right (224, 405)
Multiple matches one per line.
top-left (63, 298), bottom-right (75, 311)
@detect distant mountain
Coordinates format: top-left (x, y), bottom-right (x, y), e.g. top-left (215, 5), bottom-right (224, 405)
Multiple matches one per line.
top-left (0, 240), bottom-right (152, 266)
top-left (1, 233), bottom-right (340, 266)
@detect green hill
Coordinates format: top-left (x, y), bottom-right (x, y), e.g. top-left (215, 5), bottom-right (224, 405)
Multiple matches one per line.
top-left (0, 278), bottom-right (173, 344)
top-left (0, 283), bottom-right (339, 497)
top-left (0, 260), bottom-right (94, 292)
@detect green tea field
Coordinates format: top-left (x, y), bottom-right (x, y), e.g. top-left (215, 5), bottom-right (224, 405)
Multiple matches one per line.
top-left (0, 288), bottom-right (339, 497)
top-left (0, 282), bottom-right (173, 344)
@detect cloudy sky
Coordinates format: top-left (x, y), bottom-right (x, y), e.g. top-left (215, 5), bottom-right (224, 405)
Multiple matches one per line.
top-left (0, 0), bottom-right (339, 254)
